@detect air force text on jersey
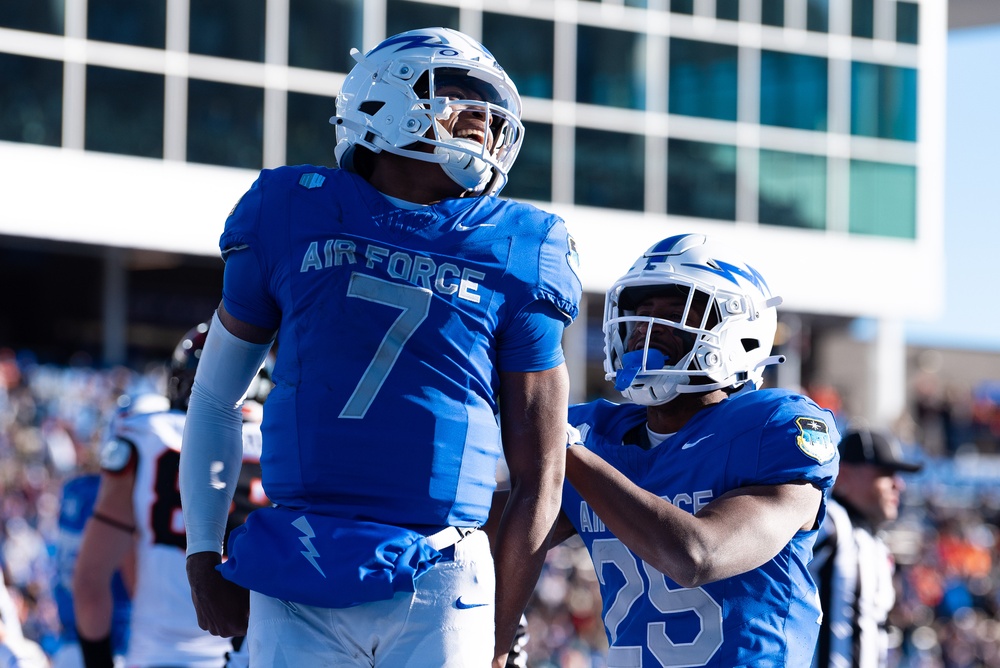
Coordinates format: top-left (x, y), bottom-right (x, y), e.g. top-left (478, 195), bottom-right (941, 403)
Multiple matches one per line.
top-left (577, 489), bottom-right (714, 534)
top-left (300, 238), bottom-right (486, 304)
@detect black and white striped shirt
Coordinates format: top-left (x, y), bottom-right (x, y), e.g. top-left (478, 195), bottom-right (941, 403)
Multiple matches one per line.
top-left (810, 498), bottom-right (896, 668)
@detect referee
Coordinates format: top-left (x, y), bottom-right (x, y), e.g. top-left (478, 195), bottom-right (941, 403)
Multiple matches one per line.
top-left (810, 427), bottom-right (923, 668)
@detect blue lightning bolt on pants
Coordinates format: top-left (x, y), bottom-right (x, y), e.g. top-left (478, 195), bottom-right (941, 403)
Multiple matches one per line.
top-left (246, 531), bottom-right (495, 667)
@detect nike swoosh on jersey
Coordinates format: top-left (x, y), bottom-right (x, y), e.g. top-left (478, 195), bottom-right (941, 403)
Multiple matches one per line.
top-left (455, 596), bottom-right (491, 609)
top-left (680, 434), bottom-right (714, 450)
top-left (455, 222), bottom-right (497, 231)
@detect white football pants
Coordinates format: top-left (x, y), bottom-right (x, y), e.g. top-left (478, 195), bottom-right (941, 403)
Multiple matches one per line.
top-left (247, 530), bottom-right (495, 667)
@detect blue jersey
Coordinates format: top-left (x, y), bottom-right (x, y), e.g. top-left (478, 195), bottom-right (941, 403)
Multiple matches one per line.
top-left (53, 475), bottom-right (131, 654)
top-left (220, 166), bottom-right (581, 530)
top-left (563, 389), bottom-right (840, 668)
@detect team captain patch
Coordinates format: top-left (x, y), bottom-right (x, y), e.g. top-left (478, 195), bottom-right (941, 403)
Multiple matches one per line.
top-left (794, 417), bottom-right (836, 463)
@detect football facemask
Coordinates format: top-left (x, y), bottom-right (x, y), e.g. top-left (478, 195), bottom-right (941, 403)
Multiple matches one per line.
top-left (332, 27), bottom-right (523, 197)
top-left (604, 234), bottom-right (785, 406)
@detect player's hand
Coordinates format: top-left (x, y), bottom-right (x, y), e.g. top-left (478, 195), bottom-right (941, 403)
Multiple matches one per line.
top-left (186, 551), bottom-right (250, 637)
top-left (566, 424), bottom-right (583, 448)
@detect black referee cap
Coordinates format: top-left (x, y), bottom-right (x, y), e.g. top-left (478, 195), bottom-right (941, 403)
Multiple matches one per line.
top-left (838, 428), bottom-right (923, 473)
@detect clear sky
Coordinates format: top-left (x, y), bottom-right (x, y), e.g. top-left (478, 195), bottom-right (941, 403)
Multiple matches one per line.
top-left (904, 23), bottom-right (1000, 352)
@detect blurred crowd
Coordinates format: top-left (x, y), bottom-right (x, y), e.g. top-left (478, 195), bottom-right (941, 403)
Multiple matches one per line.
top-left (0, 348), bottom-right (164, 657)
top-left (3, 347), bottom-right (1000, 667)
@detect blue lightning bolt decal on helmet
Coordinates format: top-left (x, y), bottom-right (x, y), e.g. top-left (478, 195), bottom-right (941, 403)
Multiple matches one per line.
top-left (604, 233), bottom-right (785, 406)
top-left (684, 259), bottom-right (773, 293)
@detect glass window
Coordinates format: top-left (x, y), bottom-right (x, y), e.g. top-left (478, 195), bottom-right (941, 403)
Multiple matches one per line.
top-left (717, 0), bottom-right (740, 21)
top-left (575, 128), bottom-right (644, 211)
top-left (896, 2), bottom-right (919, 44)
top-left (289, 0), bottom-right (362, 73)
top-left (577, 26), bottom-right (645, 110)
top-left (85, 66), bottom-right (164, 158)
top-left (807, 0), bottom-right (830, 32)
top-left (671, 0), bottom-right (694, 14)
top-left (852, 0), bottom-right (874, 38)
top-left (187, 79), bottom-right (263, 169)
top-left (0, 3), bottom-right (62, 34)
top-left (849, 160), bottom-right (916, 238)
top-left (190, 0), bottom-right (265, 62)
top-left (669, 39), bottom-right (738, 121)
top-left (758, 149), bottom-right (826, 230)
top-left (760, 50), bottom-right (828, 131)
top-left (851, 62), bottom-right (917, 141)
top-left (667, 139), bottom-right (737, 221)
top-left (0, 54), bottom-right (62, 146)
top-left (503, 122), bottom-right (552, 202)
top-left (386, 0), bottom-right (459, 36)
top-left (88, 0), bottom-right (165, 48)
top-left (0, 248), bottom-right (108, 362)
top-left (761, 0), bottom-right (784, 27)
top-left (287, 92), bottom-right (337, 167)
top-left (624, 0), bottom-right (648, 7)
top-left (483, 14), bottom-right (554, 99)
top-left (127, 263), bottom-right (228, 333)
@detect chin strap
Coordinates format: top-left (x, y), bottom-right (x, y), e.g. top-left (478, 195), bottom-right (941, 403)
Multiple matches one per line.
top-left (433, 125), bottom-right (493, 193)
top-left (756, 354), bottom-right (786, 369)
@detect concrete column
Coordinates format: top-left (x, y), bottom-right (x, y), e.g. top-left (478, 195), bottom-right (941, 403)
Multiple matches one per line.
top-left (263, 0), bottom-right (290, 169)
top-left (102, 247), bottom-right (128, 366)
top-left (870, 317), bottom-right (906, 428)
top-left (776, 314), bottom-right (803, 392)
top-left (564, 294), bottom-right (589, 405)
top-left (62, 0), bottom-right (87, 150)
top-left (164, 0), bottom-right (190, 161)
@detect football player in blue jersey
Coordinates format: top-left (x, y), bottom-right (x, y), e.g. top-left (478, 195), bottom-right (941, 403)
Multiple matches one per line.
top-left (179, 27), bottom-right (582, 668)
top-left (498, 233), bottom-right (839, 666)
top-left (52, 473), bottom-right (132, 668)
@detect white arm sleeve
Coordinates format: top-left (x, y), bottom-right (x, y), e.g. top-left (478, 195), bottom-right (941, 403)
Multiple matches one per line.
top-left (180, 311), bottom-right (273, 556)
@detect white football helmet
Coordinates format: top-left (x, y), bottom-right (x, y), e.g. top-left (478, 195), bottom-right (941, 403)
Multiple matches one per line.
top-left (604, 234), bottom-right (785, 406)
top-left (332, 27), bottom-right (523, 197)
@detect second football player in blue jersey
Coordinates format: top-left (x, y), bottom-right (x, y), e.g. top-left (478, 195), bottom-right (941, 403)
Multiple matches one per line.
top-left (494, 233), bottom-right (839, 666)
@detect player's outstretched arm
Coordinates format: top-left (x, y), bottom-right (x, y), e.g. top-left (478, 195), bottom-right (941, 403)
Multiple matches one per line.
top-left (492, 365), bottom-right (569, 668)
top-left (180, 304), bottom-right (273, 637)
top-left (565, 444), bottom-right (821, 587)
top-left (73, 470), bottom-right (136, 668)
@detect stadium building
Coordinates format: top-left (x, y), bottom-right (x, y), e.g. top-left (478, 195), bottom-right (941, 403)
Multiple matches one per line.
top-left (0, 0), bottom-right (962, 426)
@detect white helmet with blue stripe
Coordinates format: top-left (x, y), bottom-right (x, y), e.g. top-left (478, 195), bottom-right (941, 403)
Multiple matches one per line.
top-left (332, 27), bottom-right (523, 197)
top-left (604, 234), bottom-right (785, 406)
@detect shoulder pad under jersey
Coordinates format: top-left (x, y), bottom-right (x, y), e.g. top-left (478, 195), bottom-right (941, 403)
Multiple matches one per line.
top-left (100, 438), bottom-right (136, 473)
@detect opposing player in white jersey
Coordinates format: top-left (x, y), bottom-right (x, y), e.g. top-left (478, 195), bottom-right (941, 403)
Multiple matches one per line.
top-left (73, 321), bottom-right (267, 668)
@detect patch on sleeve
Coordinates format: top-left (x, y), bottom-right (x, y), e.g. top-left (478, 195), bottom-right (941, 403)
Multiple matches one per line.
top-left (566, 234), bottom-right (580, 275)
top-left (100, 438), bottom-right (135, 473)
top-left (298, 173), bottom-right (326, 189)
top-left (794, 416), bottom-right (836, 463)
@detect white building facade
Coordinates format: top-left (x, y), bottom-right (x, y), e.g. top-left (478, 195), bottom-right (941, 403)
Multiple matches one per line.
top-left (0, 0), bottom-right (946, 425)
